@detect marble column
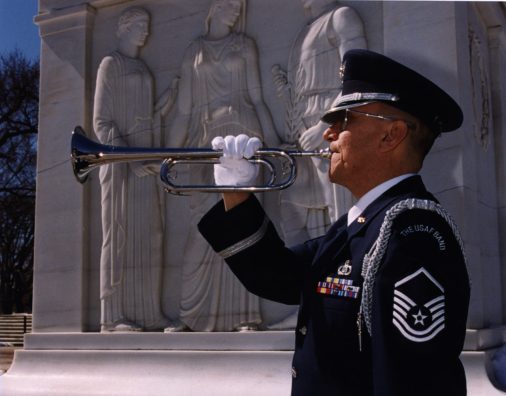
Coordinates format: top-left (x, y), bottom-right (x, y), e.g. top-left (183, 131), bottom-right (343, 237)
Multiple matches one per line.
top-left (33, 3), bottom-right (96, 332)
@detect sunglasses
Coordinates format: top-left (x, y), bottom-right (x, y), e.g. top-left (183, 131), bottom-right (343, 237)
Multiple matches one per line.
top-left (333, 108), bottom-right (417, 132)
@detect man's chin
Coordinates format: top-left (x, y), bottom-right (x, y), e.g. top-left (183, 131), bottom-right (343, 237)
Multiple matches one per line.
top-left (327, 171), bottom-right (348, 188)
top-left (327, 173), bottom-right (340, 185)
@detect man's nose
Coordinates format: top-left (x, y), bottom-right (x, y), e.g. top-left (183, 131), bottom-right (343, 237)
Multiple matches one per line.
top-left (323, 125), bottom-right (339, 142)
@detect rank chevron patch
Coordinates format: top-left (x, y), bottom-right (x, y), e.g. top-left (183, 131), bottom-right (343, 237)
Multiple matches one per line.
top-left (392, 267), bottom-right (445, 342)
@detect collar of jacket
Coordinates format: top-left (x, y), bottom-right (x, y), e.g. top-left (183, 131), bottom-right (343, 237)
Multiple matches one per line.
top-left (346, 175), bottom-right (433, 239)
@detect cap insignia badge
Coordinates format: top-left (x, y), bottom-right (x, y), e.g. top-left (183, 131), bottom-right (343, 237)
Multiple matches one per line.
top-left (339, 62), bottom-right (346, 81)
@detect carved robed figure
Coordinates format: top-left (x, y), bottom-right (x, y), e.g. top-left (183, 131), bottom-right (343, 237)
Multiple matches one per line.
top-left (166, 0), bottom-right (277, 332)
top-left (93, 7), bottom-right (172, 332)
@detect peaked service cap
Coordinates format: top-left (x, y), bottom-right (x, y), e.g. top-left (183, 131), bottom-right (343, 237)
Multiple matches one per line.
top-left (321, 49), bottom-right (463, 133)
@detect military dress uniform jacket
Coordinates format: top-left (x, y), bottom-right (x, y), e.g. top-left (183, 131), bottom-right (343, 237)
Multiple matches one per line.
top-left (198, 176), bottom-right (470, 396)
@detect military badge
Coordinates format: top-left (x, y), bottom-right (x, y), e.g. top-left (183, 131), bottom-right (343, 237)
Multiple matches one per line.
top-left (392, 267), bottom-right (445, 342)
top-left (337, 259), bottom-right (352, 276)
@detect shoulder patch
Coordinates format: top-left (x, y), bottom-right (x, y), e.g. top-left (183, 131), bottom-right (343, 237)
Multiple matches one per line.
top-left (392, 267), bottom-right (445, 342)
top-left (399, 223), bottom-right (447, 251)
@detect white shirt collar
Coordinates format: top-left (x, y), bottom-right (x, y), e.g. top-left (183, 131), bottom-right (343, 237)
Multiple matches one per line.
top-left (347, 174), bottom-right (416, 226)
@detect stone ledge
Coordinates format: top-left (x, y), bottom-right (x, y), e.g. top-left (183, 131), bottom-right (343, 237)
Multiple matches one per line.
top-left (465, 327), bottom-right (506, 351)
top-left (25, 329), bottom-right (505, 352)
top-left (24, 331), bottom-right (295, 351)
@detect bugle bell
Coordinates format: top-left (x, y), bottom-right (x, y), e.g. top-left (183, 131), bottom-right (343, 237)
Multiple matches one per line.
top-left (70, 126), bottom-right (331, 193)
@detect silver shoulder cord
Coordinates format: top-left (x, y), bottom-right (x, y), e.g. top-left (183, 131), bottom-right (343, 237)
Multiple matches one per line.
top-left (356, 198), bottom-right (469, 350)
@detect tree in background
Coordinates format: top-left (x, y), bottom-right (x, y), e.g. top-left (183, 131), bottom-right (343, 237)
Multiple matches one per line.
top-left (0, 50), bottom-right (38, 314)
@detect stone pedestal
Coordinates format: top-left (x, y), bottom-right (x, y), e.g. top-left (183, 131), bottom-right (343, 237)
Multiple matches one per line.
top-left (1, 332), bottom-right (294, 396)
top-left (1, 331), bottom-right (505, 395)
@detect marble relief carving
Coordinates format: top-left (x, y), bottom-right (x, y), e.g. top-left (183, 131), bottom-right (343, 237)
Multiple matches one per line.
top-left (93, 7), bottom-right (177, 332)
top-left (272, 0), bottom-right (366, 242)
top-left (91, 1), bottom-right (367, 332)
top-left (268, 0), bottom-right (367, 329)
top-left (164, 0), bottom-right (277, 332)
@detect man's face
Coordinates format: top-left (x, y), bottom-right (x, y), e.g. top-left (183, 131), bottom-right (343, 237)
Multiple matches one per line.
top-left (323, 103), bottom-right (388, 194)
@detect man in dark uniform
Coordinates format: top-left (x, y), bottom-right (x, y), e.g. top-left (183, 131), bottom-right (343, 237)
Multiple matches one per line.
top-left (198, 49), bottom-right (470, 395)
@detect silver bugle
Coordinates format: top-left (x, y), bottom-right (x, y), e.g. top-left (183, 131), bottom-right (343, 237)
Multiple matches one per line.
top-left (70, 126), bottom-right (331, 193)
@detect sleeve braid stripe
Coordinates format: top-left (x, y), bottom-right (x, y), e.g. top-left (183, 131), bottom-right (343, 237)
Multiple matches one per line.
top-left (218, 216), bottom-right (269, 259)
top-left (359, 198), bottom-right (469, 336)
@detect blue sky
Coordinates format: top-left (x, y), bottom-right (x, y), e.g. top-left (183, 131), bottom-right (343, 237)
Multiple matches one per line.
top-left (0, 0), bottom-right (40, 60)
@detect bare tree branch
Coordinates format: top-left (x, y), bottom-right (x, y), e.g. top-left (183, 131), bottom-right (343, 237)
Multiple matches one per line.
top-left (0, 50), bottom-right (38, 314)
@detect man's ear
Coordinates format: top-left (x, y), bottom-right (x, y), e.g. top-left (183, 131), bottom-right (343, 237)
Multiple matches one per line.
top-left (379, 120), bottom-right (409, 152)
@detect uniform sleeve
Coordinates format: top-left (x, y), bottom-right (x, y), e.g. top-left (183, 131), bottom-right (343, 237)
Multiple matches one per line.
top-left (370, 208), bottom-right (470, 396)
top-left (198, 195), bottom-right (321, 305)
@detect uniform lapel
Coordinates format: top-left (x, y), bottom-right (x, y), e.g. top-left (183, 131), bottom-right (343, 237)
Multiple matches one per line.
top-left (346, 175), bottom-right (431, 239)
top-left (312, 176), bottom-right (431, 275)
top-left (311, 215), bottom-right (348, 269)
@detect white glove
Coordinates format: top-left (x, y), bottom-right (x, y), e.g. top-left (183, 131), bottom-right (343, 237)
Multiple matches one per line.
top-left (212, 134), bottom-right (262, 186)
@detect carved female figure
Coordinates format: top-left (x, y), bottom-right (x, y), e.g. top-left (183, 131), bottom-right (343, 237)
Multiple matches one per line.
top-left (93, 7), bottom-right (171, 332)
top-left (167, 0), bottom-right (276, 331)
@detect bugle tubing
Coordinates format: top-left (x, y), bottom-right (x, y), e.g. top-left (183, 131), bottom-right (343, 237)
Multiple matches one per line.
top-left (70, 126), bottom-right (331, 193)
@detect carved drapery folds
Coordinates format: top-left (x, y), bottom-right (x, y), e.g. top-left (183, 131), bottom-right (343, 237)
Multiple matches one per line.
top-left (468, 27), bottom-right (492, 149)
top-left (91, 0), bottom-right (367, 332)
top-left (93, 7), bottom-right (174, 332)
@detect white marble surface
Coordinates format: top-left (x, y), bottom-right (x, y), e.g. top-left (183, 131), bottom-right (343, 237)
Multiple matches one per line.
top-left (1, 332), bottom-right (505, 395)
top-left (34, 0), bottom-right (506, 333)
top-left (2, 350), bottom-right (293, 395)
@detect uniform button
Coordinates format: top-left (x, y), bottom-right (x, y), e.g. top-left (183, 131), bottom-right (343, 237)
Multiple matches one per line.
top-left (291, 366), bottom-right (297, 378)
top-left (298, 326), bottom-right (307, 335)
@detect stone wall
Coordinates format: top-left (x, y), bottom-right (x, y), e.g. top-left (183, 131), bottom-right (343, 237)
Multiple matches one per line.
top-left (33, 0), bottom-right (506, 338)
